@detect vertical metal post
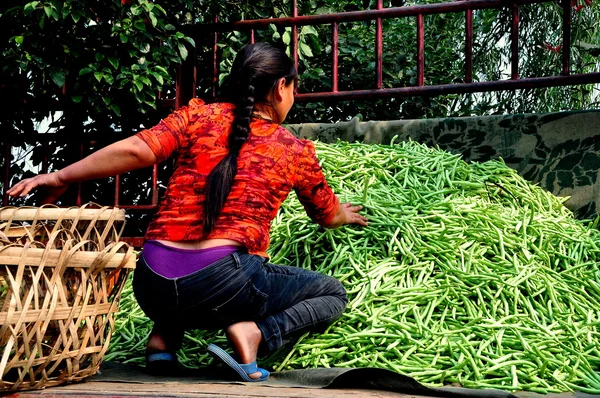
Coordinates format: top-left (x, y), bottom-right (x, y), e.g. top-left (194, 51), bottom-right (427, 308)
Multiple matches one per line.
top-left (3, 142), bottom-right (10, 206)
top-left (562, 0), bottom-right (571, 75)
top-left (375, 0), bottom-right (383, 89)
top-left (250, 29), bottom-right (255, 44)
top-left (511, 3), bottom-right (519, 79)
top-left (292, 0), bottom-right (299, 81)
top-left (465, 6), bottom-right (473, 83)
top-left (332, 22), bottom-right (339, 93)
top-left (76, 143), bottom-right (83, 206)
top-left (417, 14), bottom-right (425, 86)
top-left (212, 15), bottom-right (219, 98)
top-left (114, 175), bottom-right (120, 206)
top-left (177, 35), bottom-right (197, 108)
top-left (151, 164), bottom-right (159, 206)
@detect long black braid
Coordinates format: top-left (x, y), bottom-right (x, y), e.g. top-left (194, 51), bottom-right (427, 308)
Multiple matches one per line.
top-left (203, 43), bottom-right (296, 235)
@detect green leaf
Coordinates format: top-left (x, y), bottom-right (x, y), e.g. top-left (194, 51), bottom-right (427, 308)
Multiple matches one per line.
top-left (79, 67), bottom-right (92, 76)
top-left (155, 66), bottom-right (168, 75)
top-left (165, 24), bottom-right (175, 31)
top-left (178, 43), bottom-right (188, 60)
top-left (282, 31), bottom-right (291, 45)
top-left (134, 21), bottom-right (146, 31)
top-left (95, 53), bottom-right (105, 62)
top-left (104, 74), bottom-right (114, 84)
top-left (148, 13), bottom-right (157, 27)
top-left (153, 4), bottom-right (166, 15)
top-left (108, 57), bottom-right (119, 70)
top-left (49, 69), bottom-right (65, 87)
top-left (184, 36), bottom-right (196, 48)
top-left (72, 11), bottom-right (81, 23)
top-left (131, 5), bottom-right (142, 15)
top-left (102, 96), bottom-right (111, 105)
top-left (23, 1), bottom-right (39, 15)
top-left (14, 36), bottom-right (24, 45)
top-left (300, 42), bottom-right (313, 57)
top-left (71, 95), bottom-right (82, 103)
top-left (44, 6), bottom-right (52, 18)
top-left (301, 25), bottom-right (318, 36)
top-left (120, 34), bottom-right (128, 43)
top-left (134, 89), bottom-right (145, 103)
top-left (111, 104), bottom-right (121, 116)
top-left (139, 76), bottom-right (152, 86)
top-left (94, 71), bottom-right (103, 82)
top-left (133, 79), bottom-right (143, 91)
top-left (151, 72), bottom-right (164, 85)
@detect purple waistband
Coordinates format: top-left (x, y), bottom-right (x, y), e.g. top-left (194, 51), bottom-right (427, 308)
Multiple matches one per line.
top-left (141, 240), bottom-right (241, 279)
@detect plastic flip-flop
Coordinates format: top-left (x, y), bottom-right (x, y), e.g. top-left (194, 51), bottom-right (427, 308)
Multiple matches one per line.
top-left (145, 351), bottom-right (179, 376)
top-left (207, 343), bottom-right (269, 382)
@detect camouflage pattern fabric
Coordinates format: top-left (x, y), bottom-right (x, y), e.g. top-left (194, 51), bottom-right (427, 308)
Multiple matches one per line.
top-left (286, 110), bottom-right (600, 219)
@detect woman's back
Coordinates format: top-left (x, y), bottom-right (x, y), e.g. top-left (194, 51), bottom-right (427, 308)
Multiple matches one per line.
top-left (140, 100), bottom-right (339, 257)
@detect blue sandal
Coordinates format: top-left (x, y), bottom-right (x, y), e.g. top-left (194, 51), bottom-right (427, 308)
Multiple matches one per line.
top-left (146, 351), bottom-right (179, 376)
top-left (207, 344), bottom-right (269, 382)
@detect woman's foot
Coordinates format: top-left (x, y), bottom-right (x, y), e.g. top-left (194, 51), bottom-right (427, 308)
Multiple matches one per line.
top-left (146, 331), bottom-right (169, 353)
top-left (226, 321), bottom-right (263, 380)
top-left (146, 326), bottom-right (183, 354)
top-left (145, 329), bottom-right (181, 376)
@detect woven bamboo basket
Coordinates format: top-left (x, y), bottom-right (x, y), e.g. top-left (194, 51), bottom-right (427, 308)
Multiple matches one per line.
top-left (0, 204), bottom-right (136, 391)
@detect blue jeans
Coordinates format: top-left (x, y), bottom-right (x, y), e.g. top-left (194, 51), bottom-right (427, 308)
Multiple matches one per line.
top-left (132, 251), bottom-right (348, 353)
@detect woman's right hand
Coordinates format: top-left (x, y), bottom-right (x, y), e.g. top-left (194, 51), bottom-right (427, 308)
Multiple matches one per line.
top-left (7, 172), bottom-right (68, 204)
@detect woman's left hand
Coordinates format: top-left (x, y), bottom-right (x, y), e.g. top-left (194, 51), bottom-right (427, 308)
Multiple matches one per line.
top-left (339, 202), bottom-right (369, 226)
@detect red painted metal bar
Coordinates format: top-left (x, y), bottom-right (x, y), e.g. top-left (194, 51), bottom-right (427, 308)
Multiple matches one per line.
top-left (293, 72), bottom-right (600, 101)
top-left (114, 175), bottom-right (120, 206)
top-left (292, 0), bottom-right (299, 81)
top-left (511, 3), bottom-right (519, 79)
top-left (76, 143), bottom-right (83, 206)
top-left (190, 0), bottom-right (546, 32)
top-left (561, 0), bottom-right (571, 75)
top-left (375, 0), bottom-right (383, 89)
top-left (332, 22), bottom-right (339, 92)
top-left (3, 142), bottom-right (9, 206)
top-left (212, 15), bottom-right (219, 98)
top-left (116, 205), bottom-right (160, 210)
top-left (250, 29), bottom-right (255, 44)
top-left (151, 164), bottom-right (159, 206)
top-left (465, 6), bottom-right (473, 83)
top-left (121, 237), bottom-right (146, 248)
top-left (417, 14), bottom-right (425, 86)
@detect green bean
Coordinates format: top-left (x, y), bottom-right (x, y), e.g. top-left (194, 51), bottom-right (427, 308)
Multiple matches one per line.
top-left (108, 140), bottom-right (600, 394)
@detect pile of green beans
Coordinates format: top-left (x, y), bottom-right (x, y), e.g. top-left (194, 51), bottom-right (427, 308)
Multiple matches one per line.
top-left (107, 140), bottom-right (600, 393)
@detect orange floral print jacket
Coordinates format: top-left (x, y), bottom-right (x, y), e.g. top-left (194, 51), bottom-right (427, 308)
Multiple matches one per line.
top-left (136, 99), bottom-right (340, 258)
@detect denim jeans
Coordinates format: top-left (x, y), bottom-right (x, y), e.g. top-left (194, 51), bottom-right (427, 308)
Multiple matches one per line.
top-left (132, 251), bottom-right (348, 353)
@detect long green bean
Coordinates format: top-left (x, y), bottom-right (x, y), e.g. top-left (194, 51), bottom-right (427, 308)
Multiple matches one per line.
top-left (108, 140), bottom-right (600, 393)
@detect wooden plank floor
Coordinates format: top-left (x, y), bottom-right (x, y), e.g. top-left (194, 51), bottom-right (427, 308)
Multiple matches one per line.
top-left (5, 380), bottom-right (425, 397)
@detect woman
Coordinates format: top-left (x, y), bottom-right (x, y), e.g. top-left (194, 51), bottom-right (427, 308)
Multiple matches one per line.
top-left (8, 43), bottom-right (368, 382)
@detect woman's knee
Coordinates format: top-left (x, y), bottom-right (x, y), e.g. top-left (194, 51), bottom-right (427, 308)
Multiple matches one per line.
top-left (326, 276), bottom-right (348, 308)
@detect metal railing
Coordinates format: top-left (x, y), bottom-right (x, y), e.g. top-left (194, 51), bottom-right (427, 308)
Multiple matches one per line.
top-left (168, 0), bottom-right (600, 107)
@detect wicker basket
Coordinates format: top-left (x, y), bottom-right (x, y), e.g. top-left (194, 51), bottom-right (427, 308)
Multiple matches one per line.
top-left (0, 204), bottom-right (136, 391)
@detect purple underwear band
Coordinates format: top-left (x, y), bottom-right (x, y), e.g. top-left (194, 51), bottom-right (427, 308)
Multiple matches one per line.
top-left (142, 240), bottom-right (240, 279)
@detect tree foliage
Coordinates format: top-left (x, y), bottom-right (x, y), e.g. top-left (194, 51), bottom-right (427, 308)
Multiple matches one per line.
top-left (1, 0), bottom-right (598, 217)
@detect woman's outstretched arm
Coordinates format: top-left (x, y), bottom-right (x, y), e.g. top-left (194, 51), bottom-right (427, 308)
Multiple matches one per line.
top-left (7, 135), bottom-right (157, 203)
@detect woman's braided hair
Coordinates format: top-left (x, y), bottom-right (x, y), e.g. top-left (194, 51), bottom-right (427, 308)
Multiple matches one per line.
top-left (203, 43), bottom-right (297, 235)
